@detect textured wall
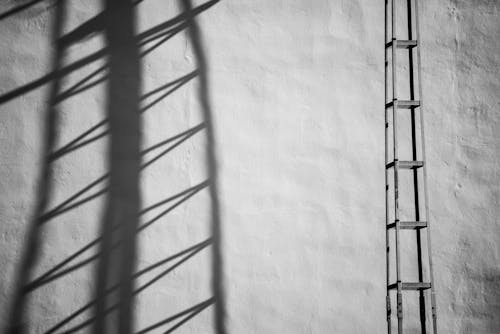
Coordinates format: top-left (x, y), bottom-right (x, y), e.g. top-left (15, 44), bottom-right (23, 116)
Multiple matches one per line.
top-left (0, 0), bottom-right (499, 333)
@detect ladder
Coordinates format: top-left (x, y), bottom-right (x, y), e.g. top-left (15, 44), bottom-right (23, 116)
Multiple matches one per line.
top-left (384, 0), bottom-right (437, 333)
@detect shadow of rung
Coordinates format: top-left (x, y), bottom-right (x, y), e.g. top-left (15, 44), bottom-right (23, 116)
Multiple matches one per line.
top-left (137, 297), bottom-right (215, 334)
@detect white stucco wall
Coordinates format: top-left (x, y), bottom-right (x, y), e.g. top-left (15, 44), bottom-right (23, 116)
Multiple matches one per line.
top-left (0, 0), bottom-right (499, 333)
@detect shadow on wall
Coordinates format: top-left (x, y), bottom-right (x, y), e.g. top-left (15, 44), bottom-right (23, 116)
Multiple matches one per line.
top-left (0, 0), bottom-right (226, 333)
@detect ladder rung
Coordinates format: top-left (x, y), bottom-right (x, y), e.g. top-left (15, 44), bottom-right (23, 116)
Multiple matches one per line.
top-left (388, 282), bottom-right (431, 291)
top-left (385, 100), bottom-right (421, 109)
top-left (387, 221), bottom-right (428, 230)
top-left (385, 40), bottom-right (418, 49)
top-left (386, 160), bottom-right (424, 169)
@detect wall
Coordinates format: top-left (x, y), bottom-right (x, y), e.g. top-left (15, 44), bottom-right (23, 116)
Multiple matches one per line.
top-left (0, 0), bottom-right (499, 333)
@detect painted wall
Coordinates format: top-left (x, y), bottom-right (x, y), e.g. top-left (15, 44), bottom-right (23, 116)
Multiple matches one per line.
top-left (0, 0), bottom-right (499, 333)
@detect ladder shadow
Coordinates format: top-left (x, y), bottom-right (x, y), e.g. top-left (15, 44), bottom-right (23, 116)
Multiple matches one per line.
top-left (2, 0), bottom-right (226, 333)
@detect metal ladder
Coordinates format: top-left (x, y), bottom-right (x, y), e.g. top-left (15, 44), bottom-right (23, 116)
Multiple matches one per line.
top-left (384, 0), bottom-right (437, 333)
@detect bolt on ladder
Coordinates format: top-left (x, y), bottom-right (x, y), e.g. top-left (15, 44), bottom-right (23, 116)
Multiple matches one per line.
top-left (384, 0), bottom-right (437, 333)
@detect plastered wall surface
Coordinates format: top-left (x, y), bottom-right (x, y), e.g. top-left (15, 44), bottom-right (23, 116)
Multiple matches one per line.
top-left (0, 0), bottom-right (499, 333)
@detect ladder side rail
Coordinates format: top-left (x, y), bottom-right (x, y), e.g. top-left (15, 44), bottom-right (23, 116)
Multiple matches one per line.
top-left (414, 0), bottom-right (438, 332)
top-left (406, 0), bottom-right (428, 332)
top-left (384, 0), bottom-right (392, 332)
top-left (390, 1), bottom-right (403, 333)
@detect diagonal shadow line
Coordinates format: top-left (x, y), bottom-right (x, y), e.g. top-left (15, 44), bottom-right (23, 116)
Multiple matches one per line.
top-left (29, 181), bottom-right (209, 290)
top-left (0, 48), bottom-right (107, 105)
top-left (49, 71), bottom-right (198, 162)
top-left (137, 298), bottom-right (214, 334)
top-left (0, 0), bottom-right (45, 21)
top-left (61, 75), bottom-right (106, 97)
top-left (42, 125), bottom-right (205, 222)
top-left (49, 130), bottom-right (109, 161)
top-left (133, 241), bottom-right (210, 295)
top-left (142, 122), bottom-right (205, 155)
top-left (135, 180), bottom-right (208, 233)
top-left (139, 21), bottom-right (186, 47)
top-left (139, 123), bottom-right (204, 170)
top-left (138, 180), bottom-right (208, 217)
top-left (135, 239), bottom-right (212, 277)
top-left (44, 240), bottom-right (211, 334)
top-left (39, 174), bottom-right (109, 224)
top-left (136, 0), bottom-right (218, 42)
top-left (40, 188), bottom-right (108, 222)
top-left (27, 252), bottom-right (100, 293)
top-left (141, 71), bottom-right (197, 100)
top-left (139, 21), bottom-right (189, 58)
top-left (162, 300), bottom-right (212, 334)
top-left (58, 12), bottom-right (105, 48)
top-left (139, 71), bottom-right (198, 113)
top-left (55, 68), bottom-right (108, 103)
top-left (48, 119), bottom-right (108, 161)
